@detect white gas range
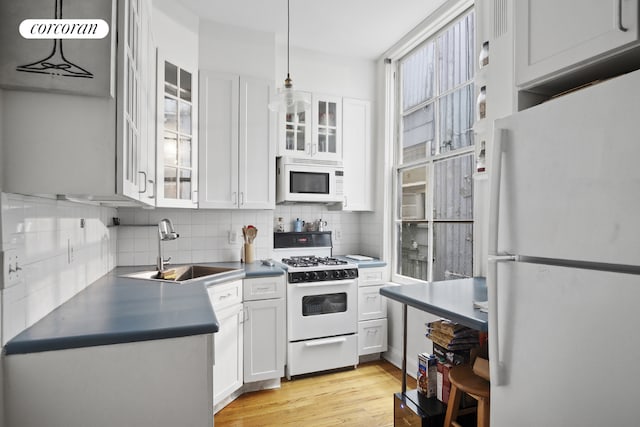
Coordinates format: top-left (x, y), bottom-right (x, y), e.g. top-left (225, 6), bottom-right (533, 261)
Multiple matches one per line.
top-left (273, 232), bottom-right (359, 379)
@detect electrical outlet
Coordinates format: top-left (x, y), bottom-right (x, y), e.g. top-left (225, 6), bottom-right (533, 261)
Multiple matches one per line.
top-left (2, 248), bottom-right (23, 288)
top-left (228, 230), bottom-right (238, 245)
top-left (334, 230), bottom-right (342, 242)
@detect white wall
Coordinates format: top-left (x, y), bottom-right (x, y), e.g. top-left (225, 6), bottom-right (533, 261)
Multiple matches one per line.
top-left (199, 21), bottom-right (275, 80)
top-left (0, 193), bottom-right (117, 345)
top-left (153, 0), bottom-right (199, 68)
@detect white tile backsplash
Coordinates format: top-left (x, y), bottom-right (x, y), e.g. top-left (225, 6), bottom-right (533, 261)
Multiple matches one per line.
top-left (115, 204), bottom-right (370, 266)
top-left (0, 193), bottom-right (117, 345)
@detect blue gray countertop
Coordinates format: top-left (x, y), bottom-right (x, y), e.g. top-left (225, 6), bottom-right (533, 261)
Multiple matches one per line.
top-left (380, 277), bottom-right (488, 331)
top-left (335, 256), bottom-right (387, 268)
top-left (4, 261), bottom-right (285, 356)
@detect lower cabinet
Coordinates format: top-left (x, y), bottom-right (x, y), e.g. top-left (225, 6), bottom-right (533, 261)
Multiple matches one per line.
top-left (243, 276), bottom-right (286, 382)
top-left (357, 267), bottom-right (388, 356)
top-left (4, 335), bottom-right (213, 427)
top-left (209, 280), bottom-right (243, 408)
top-left (213, 302), bottom-right (244, 406)
top-left (210, 276), bottom-right (285, 413)
top-left (243, 298), bottom-right (285, 382)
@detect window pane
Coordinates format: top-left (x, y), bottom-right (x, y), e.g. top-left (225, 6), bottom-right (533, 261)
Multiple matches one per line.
top-left (179, 137), bottom-right (191, 167)
top-left (179, 69), bottom-right (192, 102)
top-left (433, 223), bottom-right (473, 281)
top-left (433, 153), bottom-right (474, 220)
top-left (401, 41), bottom-right (435, 110)
top-left (402, 103), bottom-right (435, 162)
top-left (164, 167), bottom-right (177, 199)
top-left (438, 84), bottom-right (474, 153)
top-left (179, 169), bottom-right (192, 200)
top-left (400, 165), bottom-right (428, 220)
top-left (397, 222), bottom-right (429, 281)
top-left (438, 11), bottom-right (475, 93)
top-left (164, 61), bottom-right (177, 97)
top-left (179, 101), bottom-right (192, 135)
top-left (164, 97), bottom-right (177, 131)
top-left (164, 132), bottom-right (178, 166)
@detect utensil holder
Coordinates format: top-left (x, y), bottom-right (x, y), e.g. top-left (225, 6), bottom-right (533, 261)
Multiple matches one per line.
top-left (244, 243), bottom-right (254, 263)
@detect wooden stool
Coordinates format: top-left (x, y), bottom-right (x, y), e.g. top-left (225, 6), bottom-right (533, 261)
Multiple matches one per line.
top-left (443, 358), bottom-right (490, 427)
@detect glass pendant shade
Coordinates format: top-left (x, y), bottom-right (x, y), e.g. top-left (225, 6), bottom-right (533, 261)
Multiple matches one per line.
top-left (268, 78), bottom-right (311, 114)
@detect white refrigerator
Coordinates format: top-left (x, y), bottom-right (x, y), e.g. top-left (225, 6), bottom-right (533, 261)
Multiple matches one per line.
top-left (488, 68), bottom-right (640, 426)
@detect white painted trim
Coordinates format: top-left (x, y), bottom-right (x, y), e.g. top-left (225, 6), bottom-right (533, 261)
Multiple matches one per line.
top-left (380, 0), bottom-right (475, 62)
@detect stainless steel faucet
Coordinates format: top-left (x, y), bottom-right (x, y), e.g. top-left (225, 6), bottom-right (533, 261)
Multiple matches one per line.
top-left (157, 218), bottom-right (179, 271)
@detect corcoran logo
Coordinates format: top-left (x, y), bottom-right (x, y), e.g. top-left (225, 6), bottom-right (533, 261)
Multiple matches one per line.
top-left (19, 19), bottom-right (109, 39)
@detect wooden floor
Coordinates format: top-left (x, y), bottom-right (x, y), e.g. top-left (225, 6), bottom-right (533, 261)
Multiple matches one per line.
top-left (214, 360), bottom-right (416, 427)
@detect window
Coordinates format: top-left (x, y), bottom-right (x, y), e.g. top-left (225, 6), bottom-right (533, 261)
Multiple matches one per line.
top-left (395, 10), bottom-right (475, 282)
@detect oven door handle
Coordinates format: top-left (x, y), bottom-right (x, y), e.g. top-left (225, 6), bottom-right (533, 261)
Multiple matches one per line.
top-left (304, 337), bottom-right (347, 347)
top-left (290, 280), bottom-right (355, 288)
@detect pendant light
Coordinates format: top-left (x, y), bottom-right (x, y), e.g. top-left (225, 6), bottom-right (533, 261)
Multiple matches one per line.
top-left (268, 0), bottom-right (311, 114)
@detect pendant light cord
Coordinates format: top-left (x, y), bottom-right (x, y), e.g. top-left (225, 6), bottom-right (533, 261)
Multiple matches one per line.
top-left (286, 0), bottom-right (291, 82)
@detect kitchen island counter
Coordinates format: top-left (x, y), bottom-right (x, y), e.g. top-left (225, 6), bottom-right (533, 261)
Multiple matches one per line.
top-left (380, 277), bottom-right (487, 331)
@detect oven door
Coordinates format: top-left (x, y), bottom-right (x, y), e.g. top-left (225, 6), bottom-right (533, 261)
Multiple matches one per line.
top-left (288, 279), bottom-right (357, 341)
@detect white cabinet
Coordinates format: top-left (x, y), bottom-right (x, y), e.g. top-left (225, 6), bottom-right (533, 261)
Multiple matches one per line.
top-left (4, 335), bottom-right (213, 427)
top-left (311, 94), bottom-right (343, 161)
top-left (243, 276), bottom-right (285, 382)
top-left (277, 93), bottom-right (342, 161)
top-left (357, 267), bottom-right (388, 356)
top-left (342, 98), bottom-right (373, 211)
top-left (2, 0), bottom-right (155, 206)
top-left (155, 52), bottom-right (198, 208)
top-left (119, 0), bottom-right (155, 205)
top-left (199, 71), bottom-right (275, 209)
top-left (209, 280), bottom-right (243, 408)
top-left (515, 0), bottom-right (640, 89)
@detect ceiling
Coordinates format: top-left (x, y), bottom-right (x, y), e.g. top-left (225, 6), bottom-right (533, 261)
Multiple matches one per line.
top-left (176, 0), bottom-right (448, 59)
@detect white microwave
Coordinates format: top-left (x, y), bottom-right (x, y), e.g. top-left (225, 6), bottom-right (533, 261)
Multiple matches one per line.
top-left (276, 157), bottom-right (344, 204)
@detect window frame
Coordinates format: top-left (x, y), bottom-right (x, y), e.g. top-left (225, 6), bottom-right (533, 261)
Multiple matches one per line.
top-left (391, 7), bottom-right (476, 284)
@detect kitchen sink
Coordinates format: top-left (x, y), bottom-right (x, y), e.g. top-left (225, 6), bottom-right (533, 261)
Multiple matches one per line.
top-left (121, 265), bottom-right (241, 284)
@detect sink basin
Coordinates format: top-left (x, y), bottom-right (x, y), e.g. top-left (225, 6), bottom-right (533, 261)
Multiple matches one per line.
top-left (121, 265), bottom-right (241, 283)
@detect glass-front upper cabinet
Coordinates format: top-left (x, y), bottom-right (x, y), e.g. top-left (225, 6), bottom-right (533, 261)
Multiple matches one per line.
top-left (156, 53), bottom-right (198, 208)
top-left (283, 108), bottom-right (311, 156)
top-left (278, 93), bottom-right (342, 161)
top-left (311, 94), bottom-right (342, 160)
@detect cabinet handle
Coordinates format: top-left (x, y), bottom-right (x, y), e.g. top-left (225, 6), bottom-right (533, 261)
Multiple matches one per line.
top-left (304, 337), bottom-right (346, 347)
top-left (306, 143), bottom-right (311, 155)
top-left (239, 192), bottom-right (244, 206)
top-left (138, 171), bottom-right (147, 194)
top-left (618, 0), bottom-right (628, 32)
top-left (148, 179), bottom-right (155, 199)
top-left (192, 189), bottom-right (198, 204)
top-left (343, 196), bottom-right (348, 207)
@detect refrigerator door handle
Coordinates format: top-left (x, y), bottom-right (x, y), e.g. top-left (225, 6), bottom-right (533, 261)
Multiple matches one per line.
top-left (488, 127), bottom-right (509, 386)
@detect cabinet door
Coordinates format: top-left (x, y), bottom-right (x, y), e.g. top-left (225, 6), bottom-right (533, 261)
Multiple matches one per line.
top-left (156, 52), bottom-right (198, 208)
top-left (138, 0), bottom-right (156, 206)
top-left (238, 77), bottom-right (276, 209)
top-left (312, 94), bottom-right (342, 160)
top-left (515, 0), bottom-right (639, 88)
top-left (199, 71), bottom-right (240, 209)
top-left (278, 94), bottom-right (312, 158)
top-left (358, 318), bottom-right (388, 356)
top-left (119, 0), bottom-right (143, 201)
top-left (342, 98), bottom-right (372, 211)
top-left (358, 284), bottom-right (387, 321)
top-left (213, 303), bottom-right (244, 405)
top-left (243, 298), bottom-right (285, 382)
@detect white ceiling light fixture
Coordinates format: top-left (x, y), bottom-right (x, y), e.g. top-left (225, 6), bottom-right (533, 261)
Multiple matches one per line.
top-left (268, 0), bottom-right (311, 114)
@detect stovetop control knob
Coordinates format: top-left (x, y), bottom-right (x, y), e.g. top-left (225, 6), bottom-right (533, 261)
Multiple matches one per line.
top-left (318, 271), bottom-right (328, 280)
top-left (311, 271), bottom-right (319, 281)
